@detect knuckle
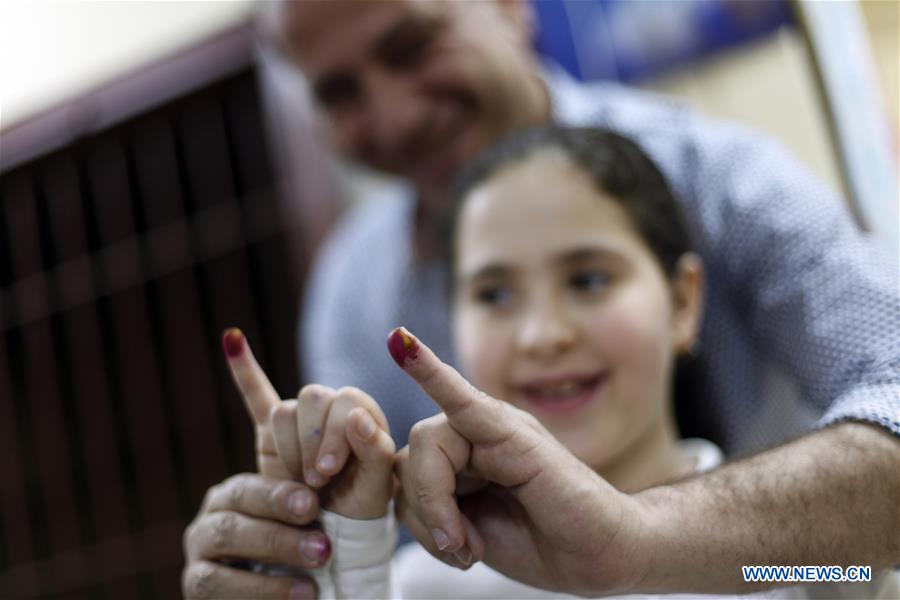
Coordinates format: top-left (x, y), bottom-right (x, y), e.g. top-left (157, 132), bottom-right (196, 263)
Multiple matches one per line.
top-left (299, 383), bottom-right (333, 404)
top-left (414, 485), bottom-right (443, 513)
top-left (271, 401), bottom-right (296, 421)
top-left (267, 480), bottom-right (294, 515)
top-left (330, 393), bottom-right (355, 414)
top-left (507, 402), bottom-right (546, 434)
top-left (183, 521), bottom-right (199, 557)
top-left (225, 478), bottom-right (246, 508)
top-left (184, 562), bottom-right (218, 599)
top-left (225, 472), bottom-right (253, 490)
top-left (263, 524), bottom-right (287, 555)
top-left (200, 484), bottom-right (219, 511)
top-left (409, 415), bottom-right (444, 446)
top-left (417, 360), bottom-right (443, 389)
top-left (476, 388), bottom-right (492, 405)
top-left (211, 512), bottom-right (238, 552)
top-left (518, 408), bottom-right (541, 429)
top-left (336, 386), bottom-right (374, 410)
top-left (408, 420), bottom-right (427, 444)
top-left (335, 385), bottom-right (361, 397)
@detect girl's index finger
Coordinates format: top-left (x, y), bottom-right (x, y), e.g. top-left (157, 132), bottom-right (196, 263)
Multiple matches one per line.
top-left (222, 328), bottom-right (280, 427)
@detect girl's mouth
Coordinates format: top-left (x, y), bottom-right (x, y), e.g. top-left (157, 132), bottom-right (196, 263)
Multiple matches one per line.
top-left (517, 373), bottom-right (607, 416)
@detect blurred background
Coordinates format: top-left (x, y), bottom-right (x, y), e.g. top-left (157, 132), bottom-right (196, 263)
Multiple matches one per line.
top-left (0, 0), bottom-right (896, 597)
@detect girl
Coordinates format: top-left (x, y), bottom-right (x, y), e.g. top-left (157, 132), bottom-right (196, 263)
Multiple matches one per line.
top-left (230, 126), bottom-right (895, 599)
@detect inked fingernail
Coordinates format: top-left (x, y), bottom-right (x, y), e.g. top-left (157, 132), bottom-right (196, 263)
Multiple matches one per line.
top-left (431, 528), bottom-right (451, 550)
top-left (300, 535), bottom-right (331, 564)
top-left (222, 327), bottom-right (244, 358)
top-left (289, 582), bottom-right (314, 600)
top-left (288, 489), bottom-right (311, 517)
top-left (387, 327), bottom-right (419, 367)
top-left (317, 454), bottom-right (337, 472)
top-left (452, 545), bottom-right (472, 566)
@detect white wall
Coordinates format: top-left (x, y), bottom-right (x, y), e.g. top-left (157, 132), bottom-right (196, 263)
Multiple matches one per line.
top-left (1, 0), bottom-right (255, 128)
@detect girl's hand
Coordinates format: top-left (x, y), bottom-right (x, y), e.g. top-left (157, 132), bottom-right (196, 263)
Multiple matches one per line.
top-left (271, 385), bottom-right (395, 520)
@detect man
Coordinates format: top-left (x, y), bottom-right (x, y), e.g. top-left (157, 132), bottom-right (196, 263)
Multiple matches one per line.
top-left (182, 1), bottom-right (899, 598)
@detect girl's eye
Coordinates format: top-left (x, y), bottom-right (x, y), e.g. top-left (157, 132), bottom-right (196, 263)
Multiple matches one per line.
top-left (474, 286), bottom-right (513, 307)
top-left (570, 270), bottom-right (610, 292)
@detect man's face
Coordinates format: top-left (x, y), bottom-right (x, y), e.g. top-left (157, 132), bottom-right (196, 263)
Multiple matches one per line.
top-left (276, 0), bottom-right (549, 194)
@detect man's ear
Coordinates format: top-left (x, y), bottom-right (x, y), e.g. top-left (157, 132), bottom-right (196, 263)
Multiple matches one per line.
top-left (494, 0), bottom-right (538, 44)
top-left (670, 253), bottom-right (704, 355)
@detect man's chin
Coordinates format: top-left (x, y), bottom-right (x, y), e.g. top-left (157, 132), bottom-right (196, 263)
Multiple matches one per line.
top-left (411, 169), bottom-right (458, 196)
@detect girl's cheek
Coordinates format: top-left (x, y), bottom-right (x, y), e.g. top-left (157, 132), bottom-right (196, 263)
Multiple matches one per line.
top-left (455, 313), bottom-right (508, 392)
top-left (584, 290), bottom-right (671, 368)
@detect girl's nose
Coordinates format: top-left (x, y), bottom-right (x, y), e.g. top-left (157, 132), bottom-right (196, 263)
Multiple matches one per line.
top-left (515, 299), bottom-right (578, 360)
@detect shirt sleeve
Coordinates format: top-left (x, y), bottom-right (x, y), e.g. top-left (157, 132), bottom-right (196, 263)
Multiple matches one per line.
top-left (684, 121), bottom-right (900, 436)
top-left (309, 508), bottom-right (398, 599)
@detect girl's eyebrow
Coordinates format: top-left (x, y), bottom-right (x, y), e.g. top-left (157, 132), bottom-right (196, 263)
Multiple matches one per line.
top-left (462, 264), bottom-right (513, 282)
top-left (555, 246), bottom-right (626, 265)
top-left (460, 246), bottom-right (626, 281)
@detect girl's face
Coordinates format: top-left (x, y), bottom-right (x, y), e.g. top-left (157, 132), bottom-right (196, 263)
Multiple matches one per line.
top-left (452, 149), bottom-right (701, 472)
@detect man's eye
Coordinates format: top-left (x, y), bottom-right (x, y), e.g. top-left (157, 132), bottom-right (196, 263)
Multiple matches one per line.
top-left (314, 76), bottom-right (359, 109)
top-left (475, 286), bottom-right (512, 306)
top-left (570, 270), bottom-right (609, 292)
top-left (382, 31), bottom-right (435, 69)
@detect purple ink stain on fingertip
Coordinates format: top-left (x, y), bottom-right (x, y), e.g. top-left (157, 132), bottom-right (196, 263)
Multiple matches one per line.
top-left (222, 328), bottom-right (244, 358)
top-left (317, 535), bottom-right (332, 562)
top-left (387, 327), bottom-right (419, 367)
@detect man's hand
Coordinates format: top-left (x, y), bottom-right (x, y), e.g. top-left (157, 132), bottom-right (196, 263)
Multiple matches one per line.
top-left (182, 329), bottom-right (327, 599)
top-left (390, 326), bottom-right (900, 595)
top-left (388, 327), bottom-right (649, 596)
top-left (182, 474), bottom-right (325, 599)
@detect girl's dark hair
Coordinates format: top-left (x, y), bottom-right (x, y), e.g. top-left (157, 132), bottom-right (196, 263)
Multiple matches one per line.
top-left (440, 125), bottom-right (722, 444)
top-left (443, 126), bottom-right (690, 279)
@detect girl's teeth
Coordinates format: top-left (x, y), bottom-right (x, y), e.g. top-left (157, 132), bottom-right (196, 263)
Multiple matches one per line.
top-left (535, 381), bottom-right (583, 397)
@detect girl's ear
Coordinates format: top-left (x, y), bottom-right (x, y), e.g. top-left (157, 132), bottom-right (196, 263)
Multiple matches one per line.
top-left (670, 253), bottom-right (704, 355)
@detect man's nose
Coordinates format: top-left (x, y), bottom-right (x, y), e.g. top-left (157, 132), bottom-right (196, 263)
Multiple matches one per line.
top-left (515, 298), bottom-right (578, 360)
top-left (363, 68), bottom-right (427, 158)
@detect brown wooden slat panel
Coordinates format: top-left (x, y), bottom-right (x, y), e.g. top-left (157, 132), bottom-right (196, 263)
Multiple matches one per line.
top-left (0, 52), bottom-right (305, 595)
top-left (0, 338), bottom-right (39, 599)
top-left (87, 138), bottom-right (180, 535)
top-left (177, 93), bottom-right (236, 211)
top-left (5, 177), bottom-right (86, 577)
top-left (171, 99), bottom-right (274, 461)
top-left (44, 157), bottom-right (135, 548)
top-left (0, 520), bottom-right (186, 597)
top-left (130, 116), bottom-right (229, 505)
top-left (0, 175), bottom-right (39, 598)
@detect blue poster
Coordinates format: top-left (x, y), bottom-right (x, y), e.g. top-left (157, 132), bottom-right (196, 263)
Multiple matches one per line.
top-left (533, 0), bottom-right (794, 83)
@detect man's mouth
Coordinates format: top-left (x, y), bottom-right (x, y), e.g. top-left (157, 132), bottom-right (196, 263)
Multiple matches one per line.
top-left (413, 101), bottom-right (475, 186)
top-left (517, 373), bottom-right (608, 416)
